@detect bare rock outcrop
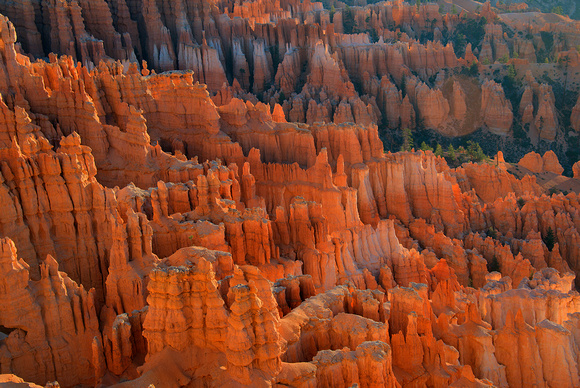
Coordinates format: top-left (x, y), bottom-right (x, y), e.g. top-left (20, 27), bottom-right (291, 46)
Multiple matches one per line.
top-left (518, 151), bottom-right (564, 175)
top-left (0, 238), bottom-right (104, 387)
top-left (480, 80), bottom-right (513, 135)
top-left (0, 7), bottom-right (578, 388)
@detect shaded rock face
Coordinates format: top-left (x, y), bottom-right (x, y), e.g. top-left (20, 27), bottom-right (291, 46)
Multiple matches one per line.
top-left (480, 79), bottom-right (513, 135)
top-left (573, 95), bottom-right (580, 132)
top-left (0, 4), bottom-right (579, 388)
top-left (381, 75), bottom-right (516, 137)
top-left (415, 82), bottom-right (450, 129)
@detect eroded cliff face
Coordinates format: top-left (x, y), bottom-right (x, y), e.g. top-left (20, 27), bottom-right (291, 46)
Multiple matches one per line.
top-left (2, 0), bottom-right (579, 147)
top-left (0, 5), bottom-right (579, 388)
top-left (4, 0), bottom-right (580, 145)
top-left (0, 238), bottom-right (104, 387)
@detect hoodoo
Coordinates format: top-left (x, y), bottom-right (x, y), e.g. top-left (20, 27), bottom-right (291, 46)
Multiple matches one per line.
top-left (0, 0), bottom-right (579, 386)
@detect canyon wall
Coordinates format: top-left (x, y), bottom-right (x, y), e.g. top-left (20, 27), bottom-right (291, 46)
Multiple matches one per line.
top-left (0, 3), bottom-right (577, 388)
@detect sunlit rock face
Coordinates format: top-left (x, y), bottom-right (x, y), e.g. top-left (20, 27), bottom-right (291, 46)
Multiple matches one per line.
top-left (0, 1), bottom-right (579, 387)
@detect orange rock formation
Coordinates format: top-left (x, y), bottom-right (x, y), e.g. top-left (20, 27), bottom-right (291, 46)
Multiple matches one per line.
top-left (0, 3), bottom-right (577, 388)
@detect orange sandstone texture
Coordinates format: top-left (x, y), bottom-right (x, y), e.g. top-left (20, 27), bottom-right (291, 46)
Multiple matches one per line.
top-left (574, 161), bottom-right (580, 178)
top-left (518, 151), bottom-right (564, 175)
top-left (0, 5), bottom-right (577, 388)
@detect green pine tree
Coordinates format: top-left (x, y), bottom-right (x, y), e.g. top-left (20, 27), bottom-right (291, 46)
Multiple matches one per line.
top-left (400, 128), bottom-right (414, 152)
top-left (543, 227), bottom-right (555, 252)
top-left (420, 141), bottom-right (433, 151)
top-left (466, 141), bottom-right (486, 162)
top-left (447, 144), bottom-right (456, 161)
top-left (507, 63), bottom-right (517, 80)
top-left (343, 5), bottom-right (355, 34)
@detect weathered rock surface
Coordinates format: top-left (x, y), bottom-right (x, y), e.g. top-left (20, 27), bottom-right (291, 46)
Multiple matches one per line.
top-left (0, 238), bottom-right (104, 387)
top-left (572, 95), bottom-right (580, 132)
top-left (518, 150), bottom-right (564, 175)
top-left (480, 80), bottom-right (513, 135)
top-left (0, 6), bottom-right (577, 388)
